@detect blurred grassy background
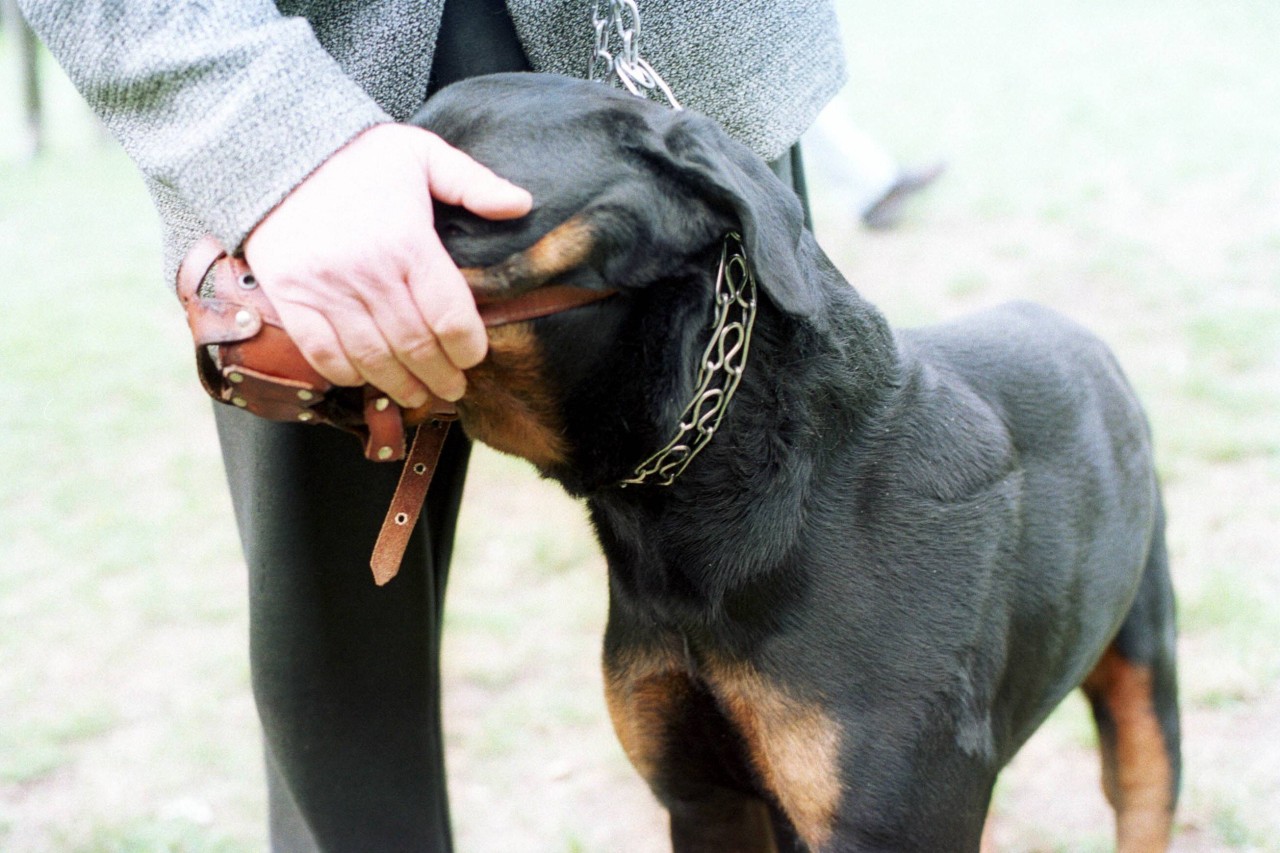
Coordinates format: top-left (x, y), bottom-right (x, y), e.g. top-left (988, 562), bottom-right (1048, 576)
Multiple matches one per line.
top-left (2, 1), bottom-right (1278, 850)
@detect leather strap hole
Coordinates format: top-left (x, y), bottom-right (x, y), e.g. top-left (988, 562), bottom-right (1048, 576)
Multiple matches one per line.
top-left (394, 512), bottom-right (409, 525)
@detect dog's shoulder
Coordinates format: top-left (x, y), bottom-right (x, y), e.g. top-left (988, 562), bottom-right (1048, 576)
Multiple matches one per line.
top-left (899, 301), bottom-right (1138, 414)
top-left (890, 301), bottom-right (1152, 493)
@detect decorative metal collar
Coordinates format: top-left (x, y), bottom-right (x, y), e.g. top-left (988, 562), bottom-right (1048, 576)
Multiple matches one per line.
top-left (621, 233), bottom-right (757, 487)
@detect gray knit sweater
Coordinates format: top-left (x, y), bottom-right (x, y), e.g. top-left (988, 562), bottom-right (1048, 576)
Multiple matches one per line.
top-left (21, 0), bottom-right (845, 281)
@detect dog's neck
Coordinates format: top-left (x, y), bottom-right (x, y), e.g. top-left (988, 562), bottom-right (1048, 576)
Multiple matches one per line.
top-left (561, 234), bottom-right (900, 625)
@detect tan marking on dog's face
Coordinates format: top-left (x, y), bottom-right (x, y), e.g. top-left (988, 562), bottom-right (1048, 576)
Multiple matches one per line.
top-left (456, 324), bottom-right (566, 469)
top-left (704, 659), bottom-right (844, 850)
top-left (464, 217), bottom-right (596, 298)
top-left (515, 216), bottom-right (594, 283)
top-left (1082, 646), bottom-right (1175, 853)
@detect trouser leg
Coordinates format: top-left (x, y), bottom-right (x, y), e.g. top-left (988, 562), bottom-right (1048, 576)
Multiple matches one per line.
top-left (213, 0), bottom-right (529, 848)
top-left (769, 145), bottom-right (813, 228)
top-left (216, 405), bottom-right (470, 852)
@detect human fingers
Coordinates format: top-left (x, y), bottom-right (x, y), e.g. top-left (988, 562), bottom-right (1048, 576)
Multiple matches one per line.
top-left (267, 301), bottom-right (363, 388)
top-left (243, 124), bottom-right (478, 402)
top-left (318, 299), bottom-right (432, 408)
top-left (357, 269), bottom-right (470, 402)
top-left (245, 254), bottom-right (440, 405)
top-left (405, 229), bottom-right (489, 374)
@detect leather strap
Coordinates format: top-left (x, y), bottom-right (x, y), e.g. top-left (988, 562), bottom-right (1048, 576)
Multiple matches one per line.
top-left (473, 283), bottom-right (616, 326)
top-left (177, 238), bottom-right (616, 585)
top-left (363, 387), bottom-right (409, 462)
top-left (179, 237), bottom-right (341, 435)
top-left (370, 421), bottom-right (453, 585)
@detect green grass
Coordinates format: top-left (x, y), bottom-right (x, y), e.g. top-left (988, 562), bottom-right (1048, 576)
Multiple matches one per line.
top-left (73, 818), bottom-right (250, 853)
top-left (4, 2), bottom-right (1280, 850)
top-left (1, 38), bottom-right (264, 849)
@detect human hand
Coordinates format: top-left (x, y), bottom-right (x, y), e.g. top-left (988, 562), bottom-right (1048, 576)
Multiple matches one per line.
top-left (242, 123), bottom-right (533, 407)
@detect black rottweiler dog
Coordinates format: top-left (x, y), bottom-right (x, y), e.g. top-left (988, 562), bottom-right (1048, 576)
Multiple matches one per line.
top-left (413, 74), bottom-right (1180, 852)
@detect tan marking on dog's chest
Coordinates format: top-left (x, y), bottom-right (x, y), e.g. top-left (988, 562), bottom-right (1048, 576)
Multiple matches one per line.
top-left (1082, 646), bottom-right (1175, 852)
top-left (458, 324), bottom-right (566, 469)
top-left (704, 659), bottom-right (844, 850)
top-left (602, 644), bottom-right (689, 784)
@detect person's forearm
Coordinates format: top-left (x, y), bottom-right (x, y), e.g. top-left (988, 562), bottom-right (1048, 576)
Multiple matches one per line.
top-left (20, 0), bottom-right (390, 249)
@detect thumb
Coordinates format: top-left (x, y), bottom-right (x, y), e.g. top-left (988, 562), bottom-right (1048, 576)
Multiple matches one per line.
top-left (418, 131), bottom-right (533, 219)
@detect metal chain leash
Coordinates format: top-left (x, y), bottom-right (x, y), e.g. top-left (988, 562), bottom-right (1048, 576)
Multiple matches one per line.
top-left (622, 234), bottom-right (757, 487)
top-left (588, 0), bottom-right (682, 109)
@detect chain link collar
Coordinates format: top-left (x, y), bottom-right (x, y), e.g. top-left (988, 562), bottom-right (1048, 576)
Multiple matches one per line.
top-left (588, 0), bottom-right (682, 110)
top-left (621, 233), bottom-right (757, 487)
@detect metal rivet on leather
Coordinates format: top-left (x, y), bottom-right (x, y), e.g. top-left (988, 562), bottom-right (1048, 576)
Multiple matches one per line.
top-left (232, 396), bottom-right (248, 408)
top-left (377, 446), bottom-right (394, 460)
top-left (227, 372), bottom-right (244, 384)
top-left (297, 411), bottom-right (314, 422)
top-left (297, 389), bottom-right (314, 402)
top-left (375, 397), bottom-right (390, 412)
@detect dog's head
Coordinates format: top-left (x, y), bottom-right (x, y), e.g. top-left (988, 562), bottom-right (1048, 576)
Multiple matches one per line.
top-left (411, 73), bottom-right (823, 489)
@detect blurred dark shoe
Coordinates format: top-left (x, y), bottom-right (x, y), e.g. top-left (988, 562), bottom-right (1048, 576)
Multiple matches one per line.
top-left (862, 161), bottom-right (947, 230)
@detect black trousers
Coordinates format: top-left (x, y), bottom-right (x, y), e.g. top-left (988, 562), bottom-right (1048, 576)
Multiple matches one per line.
top-left (217, 2), bottom-right (809, 850)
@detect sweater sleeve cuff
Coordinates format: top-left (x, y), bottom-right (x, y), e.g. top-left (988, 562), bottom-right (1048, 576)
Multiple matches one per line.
top-left (168, 20), bottom-right (392, 250)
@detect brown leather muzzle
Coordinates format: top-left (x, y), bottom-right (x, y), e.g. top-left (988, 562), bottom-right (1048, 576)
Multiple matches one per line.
top-left (176, 220), bottom-right (612, 584)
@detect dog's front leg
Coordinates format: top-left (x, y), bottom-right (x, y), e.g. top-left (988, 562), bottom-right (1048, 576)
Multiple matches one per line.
top-left (604, 652), bottom-right (782, 852)
top-left (702, 658), bottom-right (845, 852)
top-left (668, 794), bottom-right (780, 853)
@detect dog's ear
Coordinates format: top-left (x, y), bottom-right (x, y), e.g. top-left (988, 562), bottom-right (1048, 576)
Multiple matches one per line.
top-left (658, 112), bottom-right (820, 318)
